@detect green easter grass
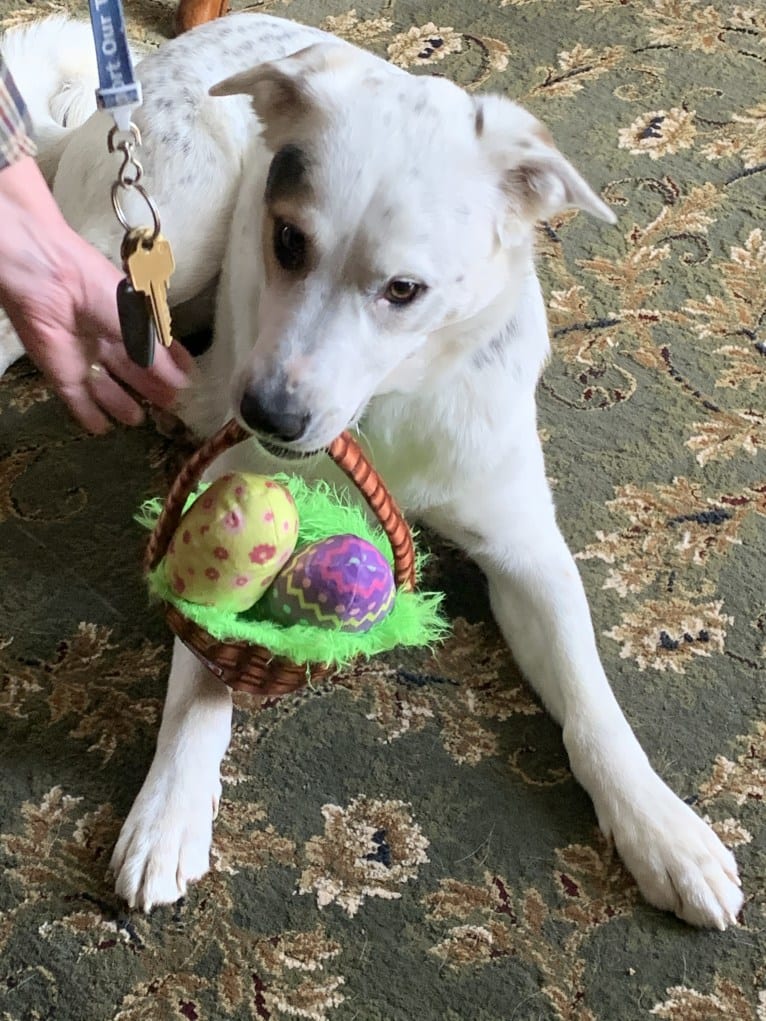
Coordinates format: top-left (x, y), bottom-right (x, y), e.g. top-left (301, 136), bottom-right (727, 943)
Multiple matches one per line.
top-left (138, 475), bottom-right (448, 668)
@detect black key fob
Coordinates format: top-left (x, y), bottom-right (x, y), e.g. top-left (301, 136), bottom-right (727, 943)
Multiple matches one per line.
top-left (117, 277), bottom-right (156, 368)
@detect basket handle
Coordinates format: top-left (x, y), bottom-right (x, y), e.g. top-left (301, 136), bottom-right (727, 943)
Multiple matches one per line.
top-left (145, 420), bottom-right (417, 590)
top-left (326, 431), bottom-right (416, 590)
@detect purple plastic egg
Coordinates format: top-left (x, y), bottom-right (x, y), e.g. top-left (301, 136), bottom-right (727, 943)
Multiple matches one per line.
top-left (266, 534), bottom-right (395, 632)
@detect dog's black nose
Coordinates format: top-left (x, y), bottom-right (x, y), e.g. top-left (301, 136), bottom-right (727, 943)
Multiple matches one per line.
top-left (239, 387), bottom-right (310, 442)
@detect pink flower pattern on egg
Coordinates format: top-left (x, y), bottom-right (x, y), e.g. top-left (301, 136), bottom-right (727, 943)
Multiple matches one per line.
top-left (223, 510), bottom-right (244, 533)
top-left (249, 543), bottom-right (276, 565)
top-left (166, 472), bottom-right (299, 613)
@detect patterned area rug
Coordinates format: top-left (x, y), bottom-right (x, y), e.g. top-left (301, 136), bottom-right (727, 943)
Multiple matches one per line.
top-left (0, 1), bottom-right (764, 1019)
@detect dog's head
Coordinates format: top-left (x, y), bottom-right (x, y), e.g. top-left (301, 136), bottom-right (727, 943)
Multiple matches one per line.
top-left (211, 44), bottom-right (614, 452)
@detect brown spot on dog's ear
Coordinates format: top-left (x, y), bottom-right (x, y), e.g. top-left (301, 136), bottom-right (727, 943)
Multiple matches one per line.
top-left (476, 94), bottom-right (617, 225)
top-left (503, 154), bottom-right (616, 225)
top-left (474, 100), bottom-right (485, 138)
top-left (210, 43), bottom-right (357, 135)
top-left (210, 63), bottom-right (311, 122)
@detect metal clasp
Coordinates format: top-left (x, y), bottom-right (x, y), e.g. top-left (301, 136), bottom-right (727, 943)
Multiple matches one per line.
top-left (107, 123), bottom-right (161, 241)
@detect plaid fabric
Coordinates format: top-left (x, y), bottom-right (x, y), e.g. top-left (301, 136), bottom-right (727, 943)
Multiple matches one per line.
top-left (0, 56), bottom-right (37, 170)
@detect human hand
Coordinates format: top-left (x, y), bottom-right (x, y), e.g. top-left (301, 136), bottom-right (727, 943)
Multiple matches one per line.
top-left (0, 156), bottom-right (193, 433)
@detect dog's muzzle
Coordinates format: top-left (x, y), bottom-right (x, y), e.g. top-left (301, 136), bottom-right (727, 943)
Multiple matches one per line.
top-left (239, 386), bottom-right (310, 445)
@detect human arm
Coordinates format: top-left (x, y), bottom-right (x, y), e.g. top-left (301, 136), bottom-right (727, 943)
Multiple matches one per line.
top-left (0, 57), bottom-right (191, 433)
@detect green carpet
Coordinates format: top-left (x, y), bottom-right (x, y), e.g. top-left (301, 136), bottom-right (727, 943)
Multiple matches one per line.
top-left (1, 1), bottom-right (764, 1019)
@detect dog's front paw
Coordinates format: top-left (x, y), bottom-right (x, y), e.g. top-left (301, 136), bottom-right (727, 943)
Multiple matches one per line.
top-left (110, 762), bottom-right (221, 911)
top-left (601, 779), bottom-right (743, 930)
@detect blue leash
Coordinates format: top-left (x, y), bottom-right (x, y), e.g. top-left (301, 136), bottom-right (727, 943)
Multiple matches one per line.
top-left (86, 0), bottom-right (180, 368)
top-left (87, 0), bottom-right (142, 130)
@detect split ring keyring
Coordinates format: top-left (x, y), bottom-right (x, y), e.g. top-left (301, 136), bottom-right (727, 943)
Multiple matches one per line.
top-left (110, 181), bottom-right (162, 242)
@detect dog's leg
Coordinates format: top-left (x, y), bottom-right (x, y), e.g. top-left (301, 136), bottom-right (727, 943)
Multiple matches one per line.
top-left (110, 639), bottom-right (232, 911)
top-left (425, 452), bottom-right (743, 929)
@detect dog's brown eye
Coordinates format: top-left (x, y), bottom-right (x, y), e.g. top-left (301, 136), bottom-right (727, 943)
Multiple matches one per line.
top-left (384, 279), bottom-right (423, 305)
top-left (274, 219), bottom-right (307, 272)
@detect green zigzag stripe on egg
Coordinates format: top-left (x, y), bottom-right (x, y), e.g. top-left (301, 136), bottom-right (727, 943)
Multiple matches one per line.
top-left (277, 565), bottom-right (396, 631)
top-left (137, 471), bottom-right (448, 667)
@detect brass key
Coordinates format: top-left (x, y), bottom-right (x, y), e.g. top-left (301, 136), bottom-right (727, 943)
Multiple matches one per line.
top-left (123, 228), bottom-right (176, 349)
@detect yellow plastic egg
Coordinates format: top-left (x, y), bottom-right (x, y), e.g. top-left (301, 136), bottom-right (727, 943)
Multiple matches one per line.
top-left (164, 472), bottom-right (299, 612)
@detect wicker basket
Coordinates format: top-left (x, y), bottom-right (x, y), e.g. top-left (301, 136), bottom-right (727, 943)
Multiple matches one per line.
top-left (145, 418), bottom-right (416, 698)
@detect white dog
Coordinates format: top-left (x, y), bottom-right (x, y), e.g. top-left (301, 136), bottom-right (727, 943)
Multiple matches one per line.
top-left (1, 13), bottom-right (743, 928)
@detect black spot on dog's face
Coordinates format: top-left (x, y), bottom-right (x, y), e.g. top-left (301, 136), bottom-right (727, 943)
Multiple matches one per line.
top-left (264, 144), bottom-right (311, 204)
top-left (474, 101), bottom-right (485, 138)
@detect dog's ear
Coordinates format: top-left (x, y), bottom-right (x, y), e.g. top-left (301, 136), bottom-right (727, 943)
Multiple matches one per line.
top-left (210, 43), bottom-right (357, 140)
top-left (475, 95), bottom-right (616, 230)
